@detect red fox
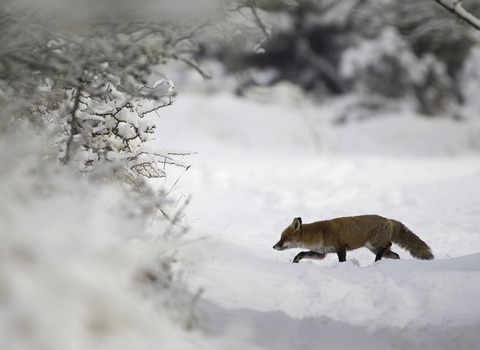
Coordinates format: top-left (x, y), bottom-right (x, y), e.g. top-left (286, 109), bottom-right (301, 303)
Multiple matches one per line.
top-left (273, 215), bottom-right (434, 263)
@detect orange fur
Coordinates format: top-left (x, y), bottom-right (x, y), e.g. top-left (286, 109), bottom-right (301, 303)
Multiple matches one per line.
top-left (273, 215), bottom-right (433, 263)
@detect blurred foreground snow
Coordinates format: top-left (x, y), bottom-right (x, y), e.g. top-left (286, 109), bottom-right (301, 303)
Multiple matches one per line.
top-left (0, 129), bottom-right (212, 350)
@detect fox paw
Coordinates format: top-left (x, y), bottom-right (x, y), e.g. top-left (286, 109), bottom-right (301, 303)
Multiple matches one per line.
top-left (292, 253), bottom-right (304, 263)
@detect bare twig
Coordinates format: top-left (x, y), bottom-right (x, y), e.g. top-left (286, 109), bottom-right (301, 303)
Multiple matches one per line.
top-left (166, 53), bottom-right (212, 80)
top-left (247, 0), bottom-right (272, 40)
top-left (434, 0), bottom-right (480, 30)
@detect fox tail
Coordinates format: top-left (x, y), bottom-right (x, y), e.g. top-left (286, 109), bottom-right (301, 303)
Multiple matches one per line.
top-left (391, 220), bottom-right (434, 260)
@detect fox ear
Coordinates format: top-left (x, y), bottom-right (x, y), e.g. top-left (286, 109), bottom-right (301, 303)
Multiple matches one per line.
top-left (292, 217), bottom-right (302, 231)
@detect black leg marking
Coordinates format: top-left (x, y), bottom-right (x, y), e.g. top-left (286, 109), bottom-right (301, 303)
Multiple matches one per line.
top-left (374, 242), bottom-right (393, 262)
top-left (337, 246), bottom-right (347, 262)
top-left (293, 251), bottom-right (326, 263)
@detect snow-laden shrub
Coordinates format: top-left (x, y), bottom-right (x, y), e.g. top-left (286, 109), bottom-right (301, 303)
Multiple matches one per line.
top-left (340, 28), bottom-right (454, 116)
top-left (0, 3), bottom-right (271, 349)
top-left (0, 7), bottom-right (201, 179)
top-left (0, 3), bottom-right (218, 349)
top-left (340, 28), bottom-right (422, 99)
top-left (49, 78), bottom-right (191, 180)
top-left (0, 2), bottom-right (198, 249)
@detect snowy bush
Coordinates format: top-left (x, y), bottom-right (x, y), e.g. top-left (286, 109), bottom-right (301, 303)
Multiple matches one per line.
top-left (201, 0), bottom-right (479, 119)
top-left (340, 28), bottom-right (454, 116)
top-left (0, 7), bottom-right (202, 180)
top-left (0, 5), bottom-right (203, 337)
top-left (340, 28), bottom-right (421, 99)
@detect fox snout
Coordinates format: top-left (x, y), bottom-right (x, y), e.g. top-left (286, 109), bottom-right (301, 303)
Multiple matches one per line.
top-left (274, 239), bottom-right (295, 250)
top-left (273, 240), bottom-right (284, 250)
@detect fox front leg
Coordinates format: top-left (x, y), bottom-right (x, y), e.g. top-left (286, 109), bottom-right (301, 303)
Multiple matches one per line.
top-left (337, 246), bottom-right (347, 262)
top-left (292, 251), bottom-right (326, 263)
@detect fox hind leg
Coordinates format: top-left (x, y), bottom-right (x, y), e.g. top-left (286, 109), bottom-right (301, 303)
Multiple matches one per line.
top-left (383, 250), bottom-right (400, 260)
top-left (293, 251), bottom-right (326, 263)
top-left (368, 242), bottom-right (400, 262)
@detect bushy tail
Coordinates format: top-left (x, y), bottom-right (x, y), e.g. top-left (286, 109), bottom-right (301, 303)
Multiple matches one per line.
top-left (391, 220), bottom-right (434, 260)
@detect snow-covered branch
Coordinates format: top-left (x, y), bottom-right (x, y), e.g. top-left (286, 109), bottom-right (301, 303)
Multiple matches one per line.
top-left (434, 0), bottom-right (480, 30)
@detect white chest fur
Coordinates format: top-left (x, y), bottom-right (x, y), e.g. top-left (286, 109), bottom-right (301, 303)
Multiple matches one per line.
top-left (301, 242), bottom-right (336, 254)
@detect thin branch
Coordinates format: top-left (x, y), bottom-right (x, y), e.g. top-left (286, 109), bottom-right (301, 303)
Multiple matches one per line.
top-left (62, 86), bottom-right (83, 165)
top-left (170, 21), bottom-right (212, 48)
top-left (434, 0), bottom-right (480, 30)
top-left (165, 53), bottom-right (212, 80)
top-left (247, 0), bottom-right (272, 40)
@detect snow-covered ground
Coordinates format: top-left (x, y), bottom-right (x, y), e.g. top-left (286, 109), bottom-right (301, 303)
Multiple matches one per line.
top-left (3, 84), bottom-right (480, 350)
top-left (155, 88), bottom-right (480, 349)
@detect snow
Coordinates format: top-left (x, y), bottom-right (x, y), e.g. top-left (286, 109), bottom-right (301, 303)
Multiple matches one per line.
top-left (117, 121), bottom-right (137, 139)
top-left (153, 87), bottom-right (480, 349)
top-left (2, 81), bottom-right (480, 349)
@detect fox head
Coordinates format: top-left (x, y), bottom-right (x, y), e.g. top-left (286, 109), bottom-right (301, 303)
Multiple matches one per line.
top-left (273, 217), bottom-right (302, 251)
